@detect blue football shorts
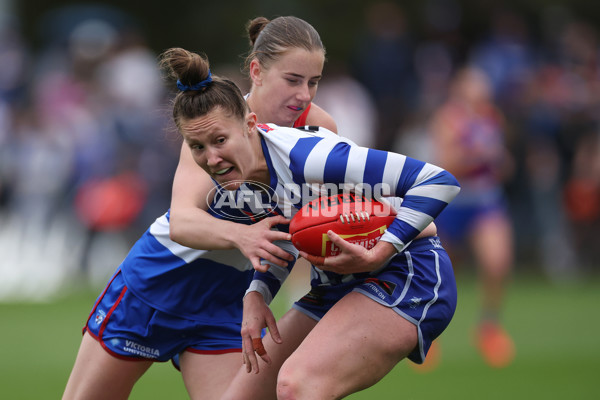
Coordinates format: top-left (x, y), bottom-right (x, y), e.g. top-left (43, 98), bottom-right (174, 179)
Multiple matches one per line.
top-left (293, 236), bottom-right (457, 364)
top-left (83, 269), bottom-right (242, 365)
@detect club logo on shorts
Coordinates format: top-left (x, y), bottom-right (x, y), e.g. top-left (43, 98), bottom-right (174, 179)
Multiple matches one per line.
top-left (410, 297), bottom-right (422, 309)
top-left (429, 237), bottom-right (442, 248)
top-left (94, 309), bottom-right (106, 325)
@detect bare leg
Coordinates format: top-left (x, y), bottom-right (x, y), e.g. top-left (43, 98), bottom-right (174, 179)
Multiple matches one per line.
top-left (62, 332), bottom-right (153, 400)
top-left (470, 212), bottom-right (516, 367)
top-left (221, 309), bottom-right (317, 400)
top-left (179, 351), bottom-right (241, 400)
top-left (277, 292), bottom-right (417, 400)
top-left (471, 212), bottom-right (513, 317)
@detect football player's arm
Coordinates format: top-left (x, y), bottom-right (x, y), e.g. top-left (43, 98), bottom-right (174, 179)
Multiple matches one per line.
top-left (241, 243), bottom-right (298, 372)
top-left (240, 290), bottom-right (280, 373)
top-left (376, 152), bottom-right (460, 253)
top-left (170, 144), bottom-right (293, 268)
top-left (302, 140), bottom-right (460, 252)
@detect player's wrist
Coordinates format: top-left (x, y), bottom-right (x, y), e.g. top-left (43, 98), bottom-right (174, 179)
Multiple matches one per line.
top-left (244, 280), bottom-right (273, 305)
top-left (368, 240), bottom-right (398, 269)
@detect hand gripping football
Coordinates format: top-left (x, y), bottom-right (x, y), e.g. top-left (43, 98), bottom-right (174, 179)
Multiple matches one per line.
top-left (289, 193), bottom-right (396, 260)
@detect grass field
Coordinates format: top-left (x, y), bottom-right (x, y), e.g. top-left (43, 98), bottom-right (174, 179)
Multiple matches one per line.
top-left (1, 272), bottom-right (598, 399)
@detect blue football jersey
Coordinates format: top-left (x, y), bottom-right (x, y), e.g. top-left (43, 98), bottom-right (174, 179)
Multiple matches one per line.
top-left (119, 185), bottom-right (297, 320)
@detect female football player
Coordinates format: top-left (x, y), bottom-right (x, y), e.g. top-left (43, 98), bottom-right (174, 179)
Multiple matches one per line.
top-left (161, 48), bottom-right (460, 400)
top-left (62, 16), bottom-right (335, 400)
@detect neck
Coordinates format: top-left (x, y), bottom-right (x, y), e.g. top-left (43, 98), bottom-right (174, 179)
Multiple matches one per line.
top-left (246, 91), bottom-right (258, 113)
top-left (247, 129), bottom-right (270, 186)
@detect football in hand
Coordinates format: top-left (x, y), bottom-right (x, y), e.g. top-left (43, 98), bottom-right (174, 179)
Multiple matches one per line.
top-left (289, 193), bottom-right (396, 259)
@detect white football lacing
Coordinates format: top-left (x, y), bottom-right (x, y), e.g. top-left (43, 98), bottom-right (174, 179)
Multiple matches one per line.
top-left (339, 212), bottom-right (370, 224)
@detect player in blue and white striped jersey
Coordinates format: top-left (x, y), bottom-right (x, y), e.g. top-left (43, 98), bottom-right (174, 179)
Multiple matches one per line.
top-left (160, 50), bottom-right (460, 398)
top-left (216, 123), bottom-right (460, 399)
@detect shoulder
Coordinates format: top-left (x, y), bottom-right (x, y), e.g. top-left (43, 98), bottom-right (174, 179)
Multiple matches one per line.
top-left (306, 103), bottom-right (338, 134)
top-left (258, 123), bottom-right (342, 148)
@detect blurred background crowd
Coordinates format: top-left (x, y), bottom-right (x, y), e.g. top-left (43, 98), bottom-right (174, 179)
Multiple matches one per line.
top-left (0, 0), bottom-right (599, 300)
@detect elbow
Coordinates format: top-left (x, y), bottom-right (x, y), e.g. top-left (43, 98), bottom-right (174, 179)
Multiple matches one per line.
top-left (168, 213), bottom-right (187, 245)
top-left (169, 225), bottom-right (183, 244)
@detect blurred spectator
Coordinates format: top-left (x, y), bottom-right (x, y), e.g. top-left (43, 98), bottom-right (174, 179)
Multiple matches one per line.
top-left (429, 66), bottom-right (516, 368)
top-left (563, 130), bottom-right (600, 270)
top-left (469, 8), bottom-right (536, 112)
top-left (0, 5), bottom-right (178, 300)
top-left (350, 1), bottom-right (417, 151)
top-left (314, 61), bottom-right (377, 147)
top-left (1, 1), bottom-right (599, 303)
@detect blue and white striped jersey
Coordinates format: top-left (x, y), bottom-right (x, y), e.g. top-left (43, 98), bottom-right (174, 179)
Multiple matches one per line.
top-left (251, 123), bottom-right (460, 291)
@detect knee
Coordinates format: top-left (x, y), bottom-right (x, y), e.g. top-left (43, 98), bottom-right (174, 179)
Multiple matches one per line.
top-left (276, 363), bottom-right (307, 400)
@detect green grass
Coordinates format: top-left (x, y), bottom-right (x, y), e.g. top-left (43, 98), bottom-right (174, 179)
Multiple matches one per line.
top-left (1, 273), bottom-right (598, 399)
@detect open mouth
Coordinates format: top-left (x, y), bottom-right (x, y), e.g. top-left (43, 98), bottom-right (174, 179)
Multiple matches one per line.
top-left (214, 167), bottom-right (233, 176)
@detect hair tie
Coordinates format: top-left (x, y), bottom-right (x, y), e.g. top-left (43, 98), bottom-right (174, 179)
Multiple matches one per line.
top-left (177, 70), bottom-right (213, 92)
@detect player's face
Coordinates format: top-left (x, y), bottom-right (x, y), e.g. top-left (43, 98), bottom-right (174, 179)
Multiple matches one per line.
top-left (250, 48), bottom-right (324, 126)
top-left (181, 108), bottom-right (262, 189)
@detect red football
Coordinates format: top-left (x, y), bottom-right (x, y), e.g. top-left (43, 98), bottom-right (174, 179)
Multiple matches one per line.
top-left (290, 193), bottom-right (397, 259)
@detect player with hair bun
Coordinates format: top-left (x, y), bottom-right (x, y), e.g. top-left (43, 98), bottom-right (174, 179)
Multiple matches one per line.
top-left (62, 49), bottom-right (298, 400)
top-left (158, 47), bottom-right (460, 399)
top-left (63, 16), bottom-right (338, 400)
top-left (169, 15), bottom-right (336, 259)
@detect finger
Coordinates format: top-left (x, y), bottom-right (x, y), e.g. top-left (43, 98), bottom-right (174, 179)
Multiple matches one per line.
top-left (243, 351), bottom-right (251, 373)
top-left (241, 339), bottom-right (251, 372)
top-left (299, 251), bottom-right (326, 266)
top-left (252, 337), bottom-right (272, 366)
top-left (265, 215), bottom-right (291, 227)
top-left (258, 254), bottom-right (288, 268)
top-left (250, 256), bottom-right (269, 272)
top-left (265, 312), bottom-right (282, 344)
top-left (266, 230), bottom-right (293, 244)
top-left (255, 247), bottom-right (295, 270)
top-left (252, 337), bottom-right (266, 357)
top-left (262, 243), bottom-right (294, 262)
top-left (326, 230), bottom-right (362, 254)
top-left (243, 336), bottom-right (260, 373)
top-left (326, 230), bottom-right (346, 246)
